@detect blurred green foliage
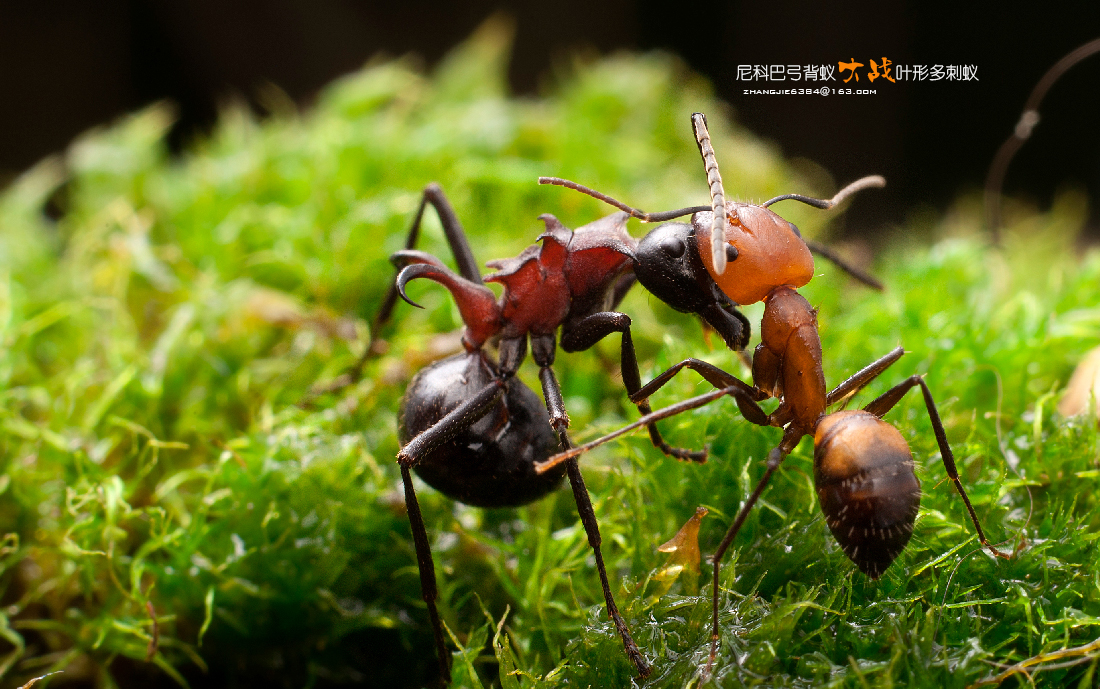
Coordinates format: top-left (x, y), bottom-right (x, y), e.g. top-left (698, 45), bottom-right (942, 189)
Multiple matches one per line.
top-left (1, 17), bottom-right (1099, 689)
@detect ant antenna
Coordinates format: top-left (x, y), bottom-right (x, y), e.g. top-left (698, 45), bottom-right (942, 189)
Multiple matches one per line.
top-left (762, 175), bottom-right (886, 209)
top-left (691, 113), bottom-right (730, 275)
top-left (984, 37), bottom-right (1100, 245)
top-left (802, 239), bottom-right (885, 291)
top-left (537, 177), bottom-right (709, 222)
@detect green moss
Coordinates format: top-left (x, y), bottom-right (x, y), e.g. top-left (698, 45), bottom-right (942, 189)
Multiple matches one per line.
top-left (1, 20), bottom-right (1098, 689)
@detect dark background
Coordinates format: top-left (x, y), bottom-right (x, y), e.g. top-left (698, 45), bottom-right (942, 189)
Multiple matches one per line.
top-left (2, 0), bottom-right (1099, 238)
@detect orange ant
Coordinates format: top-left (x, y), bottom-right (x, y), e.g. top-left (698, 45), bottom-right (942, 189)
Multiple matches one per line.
top-left (536, 114), bottom-right (1012, 675)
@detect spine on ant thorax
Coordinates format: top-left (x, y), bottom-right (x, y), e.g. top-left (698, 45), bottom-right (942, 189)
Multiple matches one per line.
top-left (751, 286), bottom-right (827, 430)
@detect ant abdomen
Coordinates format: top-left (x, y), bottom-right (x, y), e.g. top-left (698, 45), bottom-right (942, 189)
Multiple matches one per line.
top-left (813, 410), bottom-right (922, 578)
top-left (399, 352), bottom-right (565, 508)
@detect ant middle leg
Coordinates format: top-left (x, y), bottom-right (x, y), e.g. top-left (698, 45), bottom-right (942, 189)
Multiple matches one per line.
top-left (532, 337), bottom-right (651, 678)
top-left (562, 448), bottom-right (652, 678)
top-left (561, 313), bottom-right (707, 461)
top-left (861, 374), bottom-right (1012, 560)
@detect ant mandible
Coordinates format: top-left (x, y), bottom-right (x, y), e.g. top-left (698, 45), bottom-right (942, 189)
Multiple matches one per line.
top-left (376, 113), bottom-right (884, 684)
top-left (537, 120), bottom-right (1014, 672)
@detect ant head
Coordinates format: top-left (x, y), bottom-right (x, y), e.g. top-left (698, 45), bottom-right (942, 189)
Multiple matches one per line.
top-left (689, 112), bottom-right (814, 306)
top-left (692, 204), bottom-right (814, 306)
top-left (633, 222), bottom-right (750, 350)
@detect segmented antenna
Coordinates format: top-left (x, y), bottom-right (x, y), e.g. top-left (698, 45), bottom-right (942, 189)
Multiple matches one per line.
top-left (762, 175), bottom-right (886, 209)
top-left (538, 177), bottom-right (709, 222)
top-left (691, 113), bottom-right (729, 275)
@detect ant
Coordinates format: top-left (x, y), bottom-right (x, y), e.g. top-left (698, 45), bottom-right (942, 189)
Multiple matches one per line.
top-left (374, 113), bottom-right (884, 684)
top-left (536, 129), bottom-right (1015, 672)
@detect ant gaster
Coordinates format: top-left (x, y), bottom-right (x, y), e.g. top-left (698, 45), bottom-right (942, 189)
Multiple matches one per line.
top-left (538, 115), bottom-right (1012, 675)
top-left (378, 113), bottom-right (884, 683)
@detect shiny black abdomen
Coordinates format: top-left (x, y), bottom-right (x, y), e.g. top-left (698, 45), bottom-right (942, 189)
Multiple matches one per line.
top-left (398, 352), bottom-right (565, 508)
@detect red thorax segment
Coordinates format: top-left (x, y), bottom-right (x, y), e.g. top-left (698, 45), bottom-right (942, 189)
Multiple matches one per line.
top-left (695, 204), bottom-right (814, 306)
top-left (752, 286), bottom-right (826, 430)
top-left (485, 220), bottom-right (573, 339)
top-left (559, 212), bottom-right (637, 306)
top-left (484, 214), bottom-right (638, 340)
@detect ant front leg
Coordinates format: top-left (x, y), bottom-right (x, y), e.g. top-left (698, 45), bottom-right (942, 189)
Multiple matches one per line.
top-left (561, 313), bottom-right (707, 461)
top-left (861, 374), bottom-right (1012, 561)
top-left (632, 358), bottom-right (772, 428)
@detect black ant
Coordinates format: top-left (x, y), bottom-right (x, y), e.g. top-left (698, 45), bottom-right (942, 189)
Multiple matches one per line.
top-left (375, 113), bottom-right (884, 684)
top-left (536, 132), bottom-right (1015, 671)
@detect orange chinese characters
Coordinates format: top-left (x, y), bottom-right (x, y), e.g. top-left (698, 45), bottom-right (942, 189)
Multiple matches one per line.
top-left (868, 58), bottom-right (896, 83)
top-left (839, 58), bottom-right (864, 82)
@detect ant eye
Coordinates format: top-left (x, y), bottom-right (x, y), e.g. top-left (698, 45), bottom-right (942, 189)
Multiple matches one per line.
top-left (725, 244), bottom-right (738, 262)
top-left (787, 221), bottom-right (802, 238)
top-left (662, 237), bottom-right (686, 258)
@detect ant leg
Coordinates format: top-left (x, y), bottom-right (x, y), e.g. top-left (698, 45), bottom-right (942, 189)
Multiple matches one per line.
top-left (530, 335), bottom-right (650, 677)
top-left (705, 426), bottom-right (802, 678)
top-left (350, 184), bottom-right (484, 383)
top-left (561, 314), bottom-right (707, 461)
top-left (397, 380), bottom-right (506, 465)
top-left (633, 358), bottom-right (770, 427)
top-left (536, 382), bottom-right (772, 474)
top-left (400, 465), bottom-right (451, 687)
top-left (416, 183), bottom-right (483, 284)
top-left (825, 345), bottom-right (905, 406)
top-left (564, 444), bottom-right (652, 678)
top-left (399, 339), bottom-right (525, 466)
top-left (862, 375), bottom-right (1011, 561)
top-left (395, 342), bottom-right (527, 680)
top-left (531, 334), bottom-right (569, 432)
top-left (393, 378), bottom-right (506, 684)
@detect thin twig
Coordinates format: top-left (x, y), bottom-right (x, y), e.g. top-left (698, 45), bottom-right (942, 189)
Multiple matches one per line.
top-left (984, 38), bottom-right (1100, 244)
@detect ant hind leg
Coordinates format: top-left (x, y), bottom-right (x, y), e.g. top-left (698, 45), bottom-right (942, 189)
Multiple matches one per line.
top-left (862, 375), bottom-right (1012, 561)
top-left (401, 465), bottom-right (452, 687)
top-left (366, 183), bottom-right (484, 361)
top-left (307, 184), bottom-right (487, 402)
